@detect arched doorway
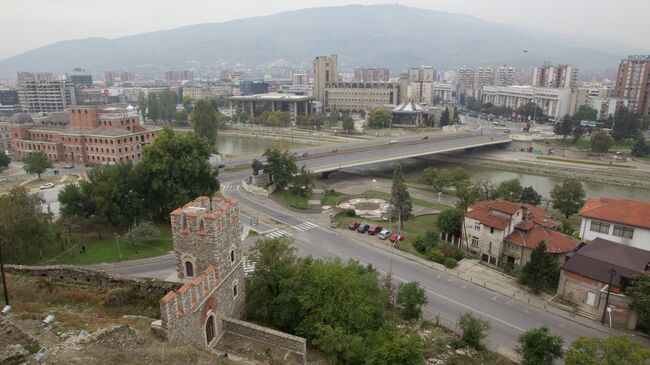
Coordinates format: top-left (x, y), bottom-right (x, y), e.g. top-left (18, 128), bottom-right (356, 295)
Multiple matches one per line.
top-left (185, 261), bottom-right (194, 277)
top-left (205, 315), bottom-right (215, 344)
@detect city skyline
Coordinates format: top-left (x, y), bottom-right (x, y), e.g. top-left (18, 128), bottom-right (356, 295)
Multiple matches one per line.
top-left (1, 0), bottom-right (649, 60)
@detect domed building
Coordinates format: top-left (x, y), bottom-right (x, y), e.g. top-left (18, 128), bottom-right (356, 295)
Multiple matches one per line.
top-left (391, 99), bottom-right (433, 127)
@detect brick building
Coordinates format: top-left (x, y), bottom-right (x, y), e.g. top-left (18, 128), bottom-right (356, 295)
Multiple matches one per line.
top-left (10, 105), bottom-right (160, 165)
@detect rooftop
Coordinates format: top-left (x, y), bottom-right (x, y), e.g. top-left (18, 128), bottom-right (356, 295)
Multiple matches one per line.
top-left (228, 93), bottom-right (313, 102)
top-left (505, 224), bottom-right (578, 254)
top-left (579, 198), bottom-right (650, 230)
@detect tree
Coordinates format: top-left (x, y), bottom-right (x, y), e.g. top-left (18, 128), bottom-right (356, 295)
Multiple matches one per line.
top-left (565, 335), bottom-right (650, 365)
top-left (182, 96), bottom-right (193, 113)
top-left (458, 312), bottom-right (490, 349)
top-left (23, 151), bottom-right (52, 180)
top-left (631, 134), bottom-right (649, 157)
top-left (237, 111), bottom-right (250, 124)
top-left (554, 116), bottom-right (573, 139)
top-left (190, 99), bottom-right (219, 147)
top-left (520, 242), bottom-right (560, 293)
top-left (571, 126), bottom-right (586, 144)
top-left (625, 272), bottom-right (650, 334)
top-left (139, 128), bottom-right (219, 218)
top-left (146, 92), bottom-right (160, 123)
top-left (494, 178), bottom-right (524, 202)
top-left (591, 131), bottom-right (614, 153)
top-left (365, 324), bottom-right (424, 365)
top-left (123, 221), bottom-right (160, 245)
top-left (137, 92), bottom-right (147, 122)
top-left (390, 164), bottom-right (413, 227)
top-left (612, 106), bottom-right (641, 141)
top-left (521, 186), bottom-right (542, 206)
top-left (158, 89), bottom-right (177, 121)
top-left (516, 326), bottom-right (564, 365)
top-left (427, 167), bottom-right (469, 193)
top-left (455, 180), bottom-right (482, 211)
top-left (439, 107), bottom-right (450, 127)
top-left (290, 166), bottom-right (315, 198)
top-left (367, 108), bottom-right (392, 129)
top-left (550, 179), bottom-right (586, 218)
top-left (436, 208), bottom-right (463, 238)
top-left (396, 281), bottom-right (428, 319)
top-left (262, 148), bottom-right (298, 190)
top-left (572, 105), bottom-right (598, 123)
top-left (0, 150), bottom-right (10, 171)
top-left (342, 116), bottom-right (355, 133)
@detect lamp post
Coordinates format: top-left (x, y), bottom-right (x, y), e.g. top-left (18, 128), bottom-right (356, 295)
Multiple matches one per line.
top-left (601, 268), bottom-right (617, 325)
top-left (0, 242), bottom-right (9, 306)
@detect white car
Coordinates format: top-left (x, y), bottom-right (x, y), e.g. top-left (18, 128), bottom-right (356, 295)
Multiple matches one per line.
top-left (39, 183), bottom-right (55, 190)
top-left (388, 140), bottom-right (399, 144)
top-left (377, 230), bottom-right (392, 240)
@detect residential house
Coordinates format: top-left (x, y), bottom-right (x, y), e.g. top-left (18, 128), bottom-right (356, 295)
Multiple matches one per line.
top-left (463, 200), bottom-right (578, 267)
top-left (557, 238), bottom-right (650, 330)
top-left (578, 198), bottom-right (650, 251)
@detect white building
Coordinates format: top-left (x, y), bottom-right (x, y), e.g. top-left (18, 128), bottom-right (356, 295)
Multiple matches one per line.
top-left (16, 72), bottom-right (75, 113)
top-left (408, 67), bottom-right (437, 82)
top-left (578, 198), bottom-right (650, 251)
top-left (408, 82), bottom-right (453, 105)
top-left (481, 85), bottom-right (572, 119)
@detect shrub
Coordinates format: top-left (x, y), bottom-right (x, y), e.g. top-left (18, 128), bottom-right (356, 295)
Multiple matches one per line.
top-left (426, 248), bottom-right (445, 263)
top-left (458, 312), bottom-right (490, 350)
top-left (345, 209), bottom-right (356, 217)
top-left (444, 258), bottom-right (458, 268)
top-left (440, 244), bottom-right (465, 261)
top-left (414, 230), bottom-right (439, 254)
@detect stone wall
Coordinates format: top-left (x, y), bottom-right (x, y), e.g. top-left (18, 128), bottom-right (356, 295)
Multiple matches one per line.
top-left (5, 264), bottom-right (180, 297)
top-left (223, 318), bottom-right (307, 364)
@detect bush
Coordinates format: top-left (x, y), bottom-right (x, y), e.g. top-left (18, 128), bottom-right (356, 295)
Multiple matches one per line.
top-left (413, 230), bottom-right (439, 254)
top-left (458, 312), bottom-right (490, 350)
top-left (440, 244), bottom-right (465, 261)
top-left (345, 208), bottom-right (356, 217)
top-left (426, 248), bottom-right (445, 263)
top-left (444, 258), bottom-right (458, 268)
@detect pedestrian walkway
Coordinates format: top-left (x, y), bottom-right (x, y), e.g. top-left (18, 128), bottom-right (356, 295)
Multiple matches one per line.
top-left (242, 255), bottom-right (255, 276)
top-left (221, 184), bottom-right (240, 191)
top-left (264, 229), bottom-right (292, 239)
top-left (293, 221), bottom-right (318, 232)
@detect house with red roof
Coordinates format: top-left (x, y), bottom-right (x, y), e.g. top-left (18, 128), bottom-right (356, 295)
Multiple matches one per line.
top-left (578, 198), bottom-right (650, 251)
top-left (463, 200), bottom-right (578, 268)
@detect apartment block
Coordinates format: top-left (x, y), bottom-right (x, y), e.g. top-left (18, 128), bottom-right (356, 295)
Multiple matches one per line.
top-left (532, 64), bottom-right (577, 89)
top-left (16, 72), bottom-right (75, 113)
top-left (615, 55), bottom-right (650, 114)
top-left (354, 68), bottom-right (389, 82)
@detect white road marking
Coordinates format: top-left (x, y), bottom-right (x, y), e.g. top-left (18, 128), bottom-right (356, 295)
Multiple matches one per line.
top-left (293, 221), bottom-right (318, 232)
top-left (264, 229), bottom-right (292, 239)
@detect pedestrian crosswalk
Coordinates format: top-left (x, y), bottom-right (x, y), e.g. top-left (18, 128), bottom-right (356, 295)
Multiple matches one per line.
top-left (293, 221), bottom-right (318, 232)
top-left (221, 184), bottom-right (239, 192)
top-left (243, 255), bottom-right (255, 276)
top-left (264, 229), bottom-right (292, 239)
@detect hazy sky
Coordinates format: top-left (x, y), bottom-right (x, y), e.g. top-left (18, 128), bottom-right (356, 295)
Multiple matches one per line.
top-left (1, 0), bottom-right (649, 59)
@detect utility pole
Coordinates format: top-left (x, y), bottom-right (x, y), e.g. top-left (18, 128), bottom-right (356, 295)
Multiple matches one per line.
top-left (601, 268), bottom-right (617, 324)
top-left (0, 242), bottom-right (9, 306)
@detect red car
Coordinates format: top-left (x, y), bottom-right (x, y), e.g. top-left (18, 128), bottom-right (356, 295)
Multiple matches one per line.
top-left (389, 233), bottom-right (405, 243)
top-left (367, 225), bottom-right (383, 235)
top-left (348, 221), bottom-right (360, 230)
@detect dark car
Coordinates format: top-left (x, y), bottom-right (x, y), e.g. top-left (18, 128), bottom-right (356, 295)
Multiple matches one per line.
top-left (367, 225), bottom-right (383, 235)
top-left (357, 223), bottom-right (370, 233)
top-left (422, 136), bottom-right (429, 140)
top-left (348, 221), bottom-right (360, 230)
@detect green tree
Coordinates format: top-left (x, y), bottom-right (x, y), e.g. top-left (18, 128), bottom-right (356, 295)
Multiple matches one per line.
top-left (182, 96), bottom-right (193, 112)
top-left (23, 151), bottom-right (53, 180)
top-left (625, 272), bottom-right (650, 333)
top-left (554, 116), bottom-right (574, 139)
top-left (458, 312), bottom-right (490, 349)
top-left (0, 150), bottom-right (10, 170)
top-left (365, 324), bottom-right (424, 365)
top-left (190, 99), bottom-right (219, 147)
top-left (342, 116), bottom-right (355, 133)
top-left (262, 148), bottom-right (298, 190)
top-left (612, 106), bottom-right (641, 141)
top-left (147, 92), bottom-right (160, 123)
top-left (455, 180), bottom-right (482, 211)
top-left (520, 242), bottom-right (560, 293)
top-left (367, 108), bottom-right (392, 129)
top-left (521, 186), bottom-right (542, 206)
top-left (572, 126), bottom-right (586, 144)
top-left (290, 166), bottom-right (315, 198)
top-left (0, 186), bottom-right (53, 262)
top-left (565, 335), bottom-right (650, 365)
top-left (436, 208), bottom-right (463, 238)
top-left (440, 107), bottom-right (450, 127)
top-left (631, 134), bottom-right (649, 157)
top-left (396, 281), bottom-right (428, 319)
top-left (550, 179), bottom-right (586, 218)
top-left (494, 178), bottom-right (524, 202)
top-left (518, 102), bottom-right (544, 120)
top-left (516, 326), bottom-right (564, 365)
top-left (158, 89), bottom-right (177, 121)
top-left (123, 221), bottom-right (160, 246)
top-left (572, 105), bottom-right (598, 123)
top-left (390, 164), bottom-right (413, 227)
top-left (237, 111), bottom-right (250, 124)
top-left (139, 128), bottom-right (219, 218)
top-left (591, 131), bottom-right (614, 153)
top-left (137, 92), bottom-right (147, 122)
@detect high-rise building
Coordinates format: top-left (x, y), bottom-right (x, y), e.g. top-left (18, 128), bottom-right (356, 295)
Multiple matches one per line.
top-left (313, 54), bottom-right (339, 105)
top-left (494, 66), bottom-right (516, 87)
top-left (0, 88), bottom-right (21, 116)
top-left (69, 68), bottom-right (93, 87)
top-left (532, 64), bottom-right (577, 89)
top-left (408, 67), bottom-right (436, 82)
top-left (120, 71), bottom-right (135, 82)
top-left (165, 71), bottom-right (180, 82)
top-left (354, 68), bottom-right (389, 82)
top-left (180, 70), bottom-right (194, 81)
top-left (615, 55), bottom-right (650, 115)
top-left (456, 66), bottom-right (474, 95)
top-left (16, 72), bottom-right (75, 113)
top-left (292, 73), bottom-right (309, 86)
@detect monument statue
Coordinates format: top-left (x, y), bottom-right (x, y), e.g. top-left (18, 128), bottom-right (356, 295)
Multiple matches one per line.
top-left (251, 159), bottom-right (263, 176)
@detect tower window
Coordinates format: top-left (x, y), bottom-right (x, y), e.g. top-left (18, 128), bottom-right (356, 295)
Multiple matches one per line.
top-left (233, 284), bottom-right (238, 298)
top-left (185, 261), bottom-right (194, 277)
top-left (230, 250), bottom-right (235, 263)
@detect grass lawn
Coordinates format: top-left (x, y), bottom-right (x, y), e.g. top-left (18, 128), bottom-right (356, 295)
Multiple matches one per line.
top-left (363, 189), bottom-right (451, 210)
top-left (536, 156), bottom-right (636, 168)
top-left (321, 190), bottom-right (348, 206)
top-left (273, 190), bottom-right (310, 210)
top-left (28, 224), bottom-right (173, 266)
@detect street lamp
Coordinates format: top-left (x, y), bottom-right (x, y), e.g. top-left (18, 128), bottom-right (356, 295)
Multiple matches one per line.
top-left (601, 268), bottom-right (617, 325)
top-left (0, 241), bottom-right (9, 307)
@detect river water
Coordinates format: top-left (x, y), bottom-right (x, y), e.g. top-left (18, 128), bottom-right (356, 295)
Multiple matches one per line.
top-left (215, 134), bottom-right (312, 157)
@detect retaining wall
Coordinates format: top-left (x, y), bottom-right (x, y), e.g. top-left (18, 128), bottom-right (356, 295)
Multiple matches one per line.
top-left (223, 318), bottom-right (307, 364)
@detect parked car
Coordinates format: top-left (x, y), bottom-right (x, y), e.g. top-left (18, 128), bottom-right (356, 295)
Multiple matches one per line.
top-left (330, 149), bottom-right (339, 153)
top-left (377, 230), bottom-right (392, 240)
top-left (357, 223), bottom-right (370, 233)
top-left (216, 162), bottom-right (226, 169)
top-left (297, 152), bottom-right (308, 157)
top-left (503, 129), bottom-right (511, 134)
top-left (421, 136), bottom-right (429, 140)
top-left (388, 140), bottom-right (399, 144)
top-left (348, 221), bottom-right (360, 230)
top-left (39, 183), bottom-right (54, 190)
top-left (62, 164), bottom-right (74, 169)
top-left (389, 233), bottom-right (405, 243)
top-left (367, 225), bottom-right (383, 235)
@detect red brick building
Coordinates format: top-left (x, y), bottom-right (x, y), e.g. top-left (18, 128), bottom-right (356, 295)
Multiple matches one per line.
top-left (11, 105), bottom-right (161, 165)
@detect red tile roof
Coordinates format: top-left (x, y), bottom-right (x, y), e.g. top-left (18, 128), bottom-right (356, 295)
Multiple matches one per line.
top-left (489, 200), bottom-right (521, 214)
top-left (465, 208), bottom-right (511, 230)
top-left (505, 225), bottom-right (579, 254)
top-left (579, 198), bottom-right (650, 230)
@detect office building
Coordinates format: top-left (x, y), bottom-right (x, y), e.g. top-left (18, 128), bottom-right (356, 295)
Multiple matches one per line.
top-left (69, 68), bottom-right (93, 86)
top-left (313, 54), bottom-right (339, 105)
top-left (324, 80), bottom-right (405, 111)
top-left (292, 73), bottom-right (309, 86)
top-left (532, 64), bottom-right (577, 89)
top-left (408, 67), bottom-right (436, 82)
top-left (228, 93), bottom-right (313, 125)
top-left (0, 88), bottom-right (21, 117)
top-left (408, 82), bottom-right (453, 105)
top-left (354, 68), bottom-right (390, 82)
top-left (16, 72), bottom-right (75, 113)
top-left (240, 81), bottom-right (269, 96)
top-left (615, 55), bottom-right (650, 114)
top-left (481, 86), bottom-right (572, 119)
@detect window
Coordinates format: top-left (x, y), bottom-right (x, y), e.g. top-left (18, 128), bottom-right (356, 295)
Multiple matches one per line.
top-left (613, 225), bottom-right (634, 239)
top-left (490, 227), bottom-right (495, 234)
top-left (474, 222), bottom-right (481, 230)
top-left (590, 221), bottom-right (610, 234)
top-left (230, 250), bottom-right (235, 263)
top-left (489, 256), bottom-right (497, 265)
top-left (233, 284), bottom-right (238, 298)
top-left (488, 242), bottom-right (492, 252)
top-left (471, 236), bottom-right (479, 247)
top-left (185, 261), bottom-right (194, 277)
top-left (205, 315), bottom-right (215, 344)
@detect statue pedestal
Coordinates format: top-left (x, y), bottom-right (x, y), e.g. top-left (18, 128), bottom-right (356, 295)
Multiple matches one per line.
top-left (249, 172), bottom-right (271, 188)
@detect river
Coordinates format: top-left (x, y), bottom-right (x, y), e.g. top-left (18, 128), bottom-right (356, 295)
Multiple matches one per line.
top-left (215, 134), bottom-right (312, 157)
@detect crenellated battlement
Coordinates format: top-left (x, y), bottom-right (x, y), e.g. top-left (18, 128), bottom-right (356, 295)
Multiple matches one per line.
top-left (169, 196), bottom-right (240, 236)
top-left (160, 265), bottom-right (220, 323)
